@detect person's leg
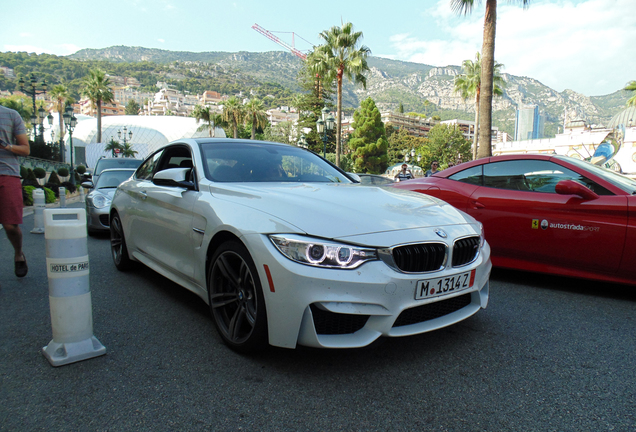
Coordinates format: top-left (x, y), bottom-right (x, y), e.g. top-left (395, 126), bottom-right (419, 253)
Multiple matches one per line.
top-left (3, 223), bottom-right (24, 261)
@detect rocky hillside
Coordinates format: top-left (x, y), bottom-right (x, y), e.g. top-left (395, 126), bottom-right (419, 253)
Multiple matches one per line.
top-left (69, 46), bottom-right (631, 137)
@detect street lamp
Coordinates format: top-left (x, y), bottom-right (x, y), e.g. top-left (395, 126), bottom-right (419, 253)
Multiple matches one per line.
top-left (116, 126), bottom-right (133, 157)
top-left (19, 74), bottom-right (47, 142)
top-left (316, 106), bottom-right (335, 158)
top-left (63, 105), bottom-right (78, 185)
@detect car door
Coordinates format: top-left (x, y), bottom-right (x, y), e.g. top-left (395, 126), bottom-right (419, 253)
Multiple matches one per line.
top-left (467, 159), bottom-right (628, 274)
top-left (133, 145), bottom-right (199, 281)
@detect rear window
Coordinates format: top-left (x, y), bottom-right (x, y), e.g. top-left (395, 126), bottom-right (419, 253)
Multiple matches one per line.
top-left (95, 159), bottom-right (143, 175)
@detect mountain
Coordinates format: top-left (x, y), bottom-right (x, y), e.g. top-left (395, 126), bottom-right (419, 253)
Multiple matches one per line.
top-left (68, 46), bottom-right (632, 137)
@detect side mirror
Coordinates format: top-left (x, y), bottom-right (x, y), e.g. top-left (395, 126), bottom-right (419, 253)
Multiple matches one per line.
top-left (153, 167), bottom-right (195, 190)
top-left (347, 173), bottom-right (361, 183)
top-left (81, 181), bottom-right (94, 189)
top-left (555, 179), bottom-right (599, 200)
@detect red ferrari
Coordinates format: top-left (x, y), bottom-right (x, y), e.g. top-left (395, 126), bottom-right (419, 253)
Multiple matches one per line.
top-left (391, 154), bottom-right (636, 285)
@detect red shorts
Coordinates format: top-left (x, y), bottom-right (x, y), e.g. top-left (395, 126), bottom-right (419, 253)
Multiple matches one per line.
top-left (0, 175), bottom-right (23, 225)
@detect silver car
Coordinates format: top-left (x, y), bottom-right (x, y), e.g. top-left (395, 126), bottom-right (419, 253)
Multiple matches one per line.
top-left (82, 168), bottom-right (136, 235)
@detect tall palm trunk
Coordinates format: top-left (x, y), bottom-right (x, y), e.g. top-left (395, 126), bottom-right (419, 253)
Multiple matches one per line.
top-left (477, 0), bottom-right (497, 159)
top-left (97, 100), bottom-right (103, 143)
top-left (472, 89), bottom-right (480, 160)
top-left (336, 68), bottom-right (343, 167)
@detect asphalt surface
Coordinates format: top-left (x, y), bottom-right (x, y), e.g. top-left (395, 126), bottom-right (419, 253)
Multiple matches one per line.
top-left (1, 205), bottom-right (636, 431)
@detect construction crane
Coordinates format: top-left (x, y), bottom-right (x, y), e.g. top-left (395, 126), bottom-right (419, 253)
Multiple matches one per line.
top-left (252, 23), bottom-right (309, 60)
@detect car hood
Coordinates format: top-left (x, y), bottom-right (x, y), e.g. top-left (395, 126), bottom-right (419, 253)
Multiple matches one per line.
top-left (90, 188), bottom-right (117, 199)
top-left (208, 182), bottom-right (471, 238)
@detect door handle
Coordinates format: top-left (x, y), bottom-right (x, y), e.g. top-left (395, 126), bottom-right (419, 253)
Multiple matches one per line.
top-left (470, 199), bottom-right (485, 209)
top-left (140, 191), bottom-right (148, 200)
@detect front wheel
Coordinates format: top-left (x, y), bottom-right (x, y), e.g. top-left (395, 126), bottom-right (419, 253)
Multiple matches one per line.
top-left (208, 241), bottom-right (268, 353)
top-left (110, 212), bottom-right (135, 271)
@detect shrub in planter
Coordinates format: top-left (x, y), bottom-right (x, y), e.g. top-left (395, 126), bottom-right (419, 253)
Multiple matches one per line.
top-left (57, 167), bottom-right (69, 177)
top-left (48, 170), bottom-right (61, 185)
top-left (43, 187), bottom-right (56, 204)
top-left (76, 165), bottom-right (87, 175)
top-left (45, 182), bottom-right (60, 197)
top-left (20, 166), bottom-right (28, 179)
top-left (33, 167), bottom-right (47, 184)
top-left (60, 181), bottom-right (76, 194)
top-left (22, 185), bottom-right (36, 206)
top-left (23, 169), bottom-right (39, 187)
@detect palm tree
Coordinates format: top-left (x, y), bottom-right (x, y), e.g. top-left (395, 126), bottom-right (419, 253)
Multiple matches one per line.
top-left (48, 84), bottom-right (73, 150)
top-left (624, 81), bottom-right (636, 107)
top-left (244, 98), bottom-right (268, 140)
top-left (192, 105), bottom-right (214, 137)
top-left (81, 69), bottom-right (114, 143)
top-left (105, 138), bottom-right (123, 158)
top-left (120, 142), bottom-right (138, 158)
top-left (312, 22), bottom-right (371, 167)
top-left (454, 52), bottom-right (505, 159)
top-left (452, 0), bottom-right (530, 158)
top-left (223, 96), bottom-right (244, 139)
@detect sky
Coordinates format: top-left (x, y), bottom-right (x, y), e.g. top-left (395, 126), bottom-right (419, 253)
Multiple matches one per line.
top-left (2, 0), bottom-right (634, 97)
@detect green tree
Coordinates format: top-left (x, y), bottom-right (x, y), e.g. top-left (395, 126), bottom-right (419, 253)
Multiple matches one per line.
top-left (423, 124), bottom-right (472, 170)
top-left (222, 96), bottom-right (244, 139)
top-left (81, 69), bottom-right (114, 143)
top-left (348, 98), bottom-right (389, 174)
top-left (125, 99), bottom-right (140, 115)
top-left (120, 142), bottom-right (138, 158)
top-left (312, 22), bottom-right (371, 168)
top-left (105, 138), bottom-right (123, 157)
top-left (244, 98), bottom-right (268, 140)
top-left (192, 105), bottom-right (214, 137)
top-left (624, 81), bottom-right (636, 107)
top-left (386, 128), bottom-right (428, 166)
top-left (48, 84), bottom-right (74, 149)
top-left (454, 52), bottom-right (505, 159)
top-left (452, 0), bottom-right (530, 158)
top-left (398, 102), bottom-right (404, 113)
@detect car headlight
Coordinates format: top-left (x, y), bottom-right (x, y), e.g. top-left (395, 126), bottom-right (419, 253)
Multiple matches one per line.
top-left (270, 235), bottom-right (378, 269)
top-left (87, 193), bottom-right (111, 209)
top-left (478, 222), bottom-right (485, 248)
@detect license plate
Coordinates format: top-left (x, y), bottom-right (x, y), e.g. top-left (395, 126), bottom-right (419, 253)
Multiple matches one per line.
top-left (415, 269), bottom-right (475, 300)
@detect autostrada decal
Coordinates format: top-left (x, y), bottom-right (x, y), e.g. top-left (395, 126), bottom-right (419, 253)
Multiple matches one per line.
top-left (532, 219), bottom-right (600, 232)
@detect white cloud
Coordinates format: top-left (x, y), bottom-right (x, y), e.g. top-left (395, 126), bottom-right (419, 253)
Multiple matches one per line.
top-left (389, 0), bottom-right (636, 96)
top-left (158, 39), bottom-right (165, 43)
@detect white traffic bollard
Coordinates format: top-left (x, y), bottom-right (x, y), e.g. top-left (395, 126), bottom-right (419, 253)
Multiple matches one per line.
top-left (79, 185), bottom-right (85, 202)
top-left (59, 187), bottom-right (66, 208)
top-left (42, 208), bottom-right (106, 367)
top-left (31, 189), bottom-right (45, 234)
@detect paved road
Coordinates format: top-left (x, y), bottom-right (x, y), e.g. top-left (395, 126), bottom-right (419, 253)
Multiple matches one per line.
top-left (1, 207), bottom-right (635, 431)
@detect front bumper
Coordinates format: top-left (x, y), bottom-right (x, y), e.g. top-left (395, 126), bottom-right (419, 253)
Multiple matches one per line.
top-left (244, 233), bottom-right (492, 349)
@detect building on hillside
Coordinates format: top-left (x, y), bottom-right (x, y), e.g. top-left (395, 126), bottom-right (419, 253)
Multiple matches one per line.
top-left (0, 66), bottom-right (15, 77)
top-left (515, 104), bottom-right (545, 141)
top-left (381, 112), bottom-right (436, 137)
top-left (79, 97), bottom-right (125, 117)
top-left (441, 119), bottom-right (476, 143)
top-left (267, 109), bottom-right (299, 127)
top-left (113, 87), bottom-right (155, 108)
top-left (200, 91), bottom-right (225, 105)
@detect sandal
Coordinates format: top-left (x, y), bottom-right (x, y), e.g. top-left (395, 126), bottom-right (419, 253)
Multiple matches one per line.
top-left (15, 253), bottom-right (28, 278)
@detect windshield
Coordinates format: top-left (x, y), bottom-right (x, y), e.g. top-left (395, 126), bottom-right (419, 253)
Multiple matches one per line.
top-left (201, 142), bottom-right (353, 183)
top-left (557, 156), bottom-right (636, 194)
top-left (95, 159), bottom-right (142, 175)
top-left (95, 170), bottom-right (135, 189)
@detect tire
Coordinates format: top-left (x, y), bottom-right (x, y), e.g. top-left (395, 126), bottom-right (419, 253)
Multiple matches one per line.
top-left (110, 212), bottom-right (135, 271)
top-left (208, 241), bottom-right (268, 353)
